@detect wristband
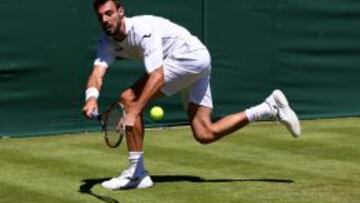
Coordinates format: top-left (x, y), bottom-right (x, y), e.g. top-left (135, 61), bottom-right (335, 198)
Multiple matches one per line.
top-left (85, 87), bottom-right (99, 101)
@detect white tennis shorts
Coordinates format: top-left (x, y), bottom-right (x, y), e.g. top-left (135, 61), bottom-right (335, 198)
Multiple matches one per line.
top-left (161, 48), bottom-right (213, 109)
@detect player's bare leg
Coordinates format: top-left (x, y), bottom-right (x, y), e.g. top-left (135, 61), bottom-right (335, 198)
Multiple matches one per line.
top-left (101, 75), bottom-right (161, 190)
top-left (188, 103), bottom-right (249, 144)
top-left (188, 90), bottom-right (301, 144)
top-left (120, 73), bottom-right (163, 151)
top-left (120, 89), bottom-right (145, 152)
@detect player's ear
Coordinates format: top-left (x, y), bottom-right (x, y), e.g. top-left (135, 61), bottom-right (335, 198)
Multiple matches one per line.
top-left (118, 6), bottom-right (124, 17)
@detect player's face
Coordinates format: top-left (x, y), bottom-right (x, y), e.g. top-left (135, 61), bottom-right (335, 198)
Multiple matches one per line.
top-left (96, 1), bottom-right (124, 36)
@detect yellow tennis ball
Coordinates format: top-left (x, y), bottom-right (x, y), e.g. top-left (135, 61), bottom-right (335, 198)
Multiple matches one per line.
top-left (150, 106), bottom-right (164, 121)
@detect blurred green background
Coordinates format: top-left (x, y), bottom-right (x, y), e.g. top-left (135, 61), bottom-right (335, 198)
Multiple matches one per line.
top-left (1, 0), bottom-right (360, 137)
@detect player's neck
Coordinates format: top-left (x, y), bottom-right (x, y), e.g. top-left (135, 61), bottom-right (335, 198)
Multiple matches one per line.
top-left (113, 18), bottom-right (127, 42)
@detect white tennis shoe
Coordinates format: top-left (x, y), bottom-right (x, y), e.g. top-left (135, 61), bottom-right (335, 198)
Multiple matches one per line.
top-left (266, 89), bottom-right (301, 137)
top-left (102, 169), bottom-right (153, 190)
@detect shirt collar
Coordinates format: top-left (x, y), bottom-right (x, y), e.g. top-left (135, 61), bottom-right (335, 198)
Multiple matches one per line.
top-left (124, 17), bottom-right (132, 35)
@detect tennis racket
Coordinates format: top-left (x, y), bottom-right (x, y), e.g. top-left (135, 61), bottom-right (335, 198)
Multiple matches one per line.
top-left (91, 103), bottom-right (126, 148)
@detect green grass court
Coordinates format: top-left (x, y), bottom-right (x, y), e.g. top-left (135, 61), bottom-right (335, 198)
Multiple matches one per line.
top-left (0, 118), bottom-right (359, 203)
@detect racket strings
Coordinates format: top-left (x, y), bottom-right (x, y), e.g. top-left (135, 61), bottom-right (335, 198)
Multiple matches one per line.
top-left (102, 106), bottom-right (125, 148)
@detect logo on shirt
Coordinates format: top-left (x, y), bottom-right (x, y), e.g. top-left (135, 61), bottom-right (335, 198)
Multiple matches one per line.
top-left (143, 34), bottom-right (152, 38)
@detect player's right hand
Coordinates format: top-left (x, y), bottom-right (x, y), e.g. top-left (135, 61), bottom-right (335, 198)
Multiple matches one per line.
top-left (82, 98), bottom-right (98, 119)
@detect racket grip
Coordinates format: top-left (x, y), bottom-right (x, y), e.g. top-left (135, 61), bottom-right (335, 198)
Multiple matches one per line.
top-left (90, 110), bottom-right (100, 119)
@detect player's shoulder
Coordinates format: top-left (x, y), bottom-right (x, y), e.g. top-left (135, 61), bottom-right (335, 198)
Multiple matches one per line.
top-left (129, 15), bottom-right (167, 24)
top-left (127, 15), bottom-right (167, 35)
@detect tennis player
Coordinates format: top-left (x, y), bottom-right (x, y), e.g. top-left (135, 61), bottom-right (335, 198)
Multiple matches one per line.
top-left (82, 0), bottom-right (301, 190)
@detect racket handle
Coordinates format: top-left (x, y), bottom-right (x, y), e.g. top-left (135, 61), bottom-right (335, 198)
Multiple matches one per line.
top-left (90, 110), bottom-right (100, 119)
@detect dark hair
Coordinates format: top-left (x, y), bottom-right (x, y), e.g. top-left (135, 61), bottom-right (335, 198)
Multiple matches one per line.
top-left (93, 0), bottom-right (123, 9)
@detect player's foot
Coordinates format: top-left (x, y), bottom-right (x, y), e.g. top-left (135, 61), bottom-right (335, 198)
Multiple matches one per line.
top-left (102, 168), bottom-right (153, 190)
top-left (265, 89), bottom-right (301, 137)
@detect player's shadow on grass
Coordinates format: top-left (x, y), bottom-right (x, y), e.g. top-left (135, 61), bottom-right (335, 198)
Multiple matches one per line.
top-left (79, 178), bottom-right (119, 203)
top-left (78, 175), bottom-right (293, 203)
top-left (152, 175), bottom-right (294, 184)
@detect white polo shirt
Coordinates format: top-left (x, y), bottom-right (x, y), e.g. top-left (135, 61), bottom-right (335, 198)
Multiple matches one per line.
top-left (94, 15), bottom-right (206, 73)
top-left (94, 15), bottom-right (213, 108)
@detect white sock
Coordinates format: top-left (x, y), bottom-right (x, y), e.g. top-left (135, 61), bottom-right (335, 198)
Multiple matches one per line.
top-left (128, 151), bottom-right (145, 176)
top-left (245, 102), bottom-right (273, 122)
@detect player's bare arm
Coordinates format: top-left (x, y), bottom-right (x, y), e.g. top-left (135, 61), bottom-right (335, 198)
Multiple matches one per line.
top-left (82, 65), bottom-right (107, 118)
top-left (124, 66), bottom-right (164, 126)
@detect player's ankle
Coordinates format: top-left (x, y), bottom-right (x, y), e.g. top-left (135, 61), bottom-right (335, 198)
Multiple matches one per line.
top-left (245, 102), bottom-right (273, 122)
top-left (128, 151), bottom-right (146, 176)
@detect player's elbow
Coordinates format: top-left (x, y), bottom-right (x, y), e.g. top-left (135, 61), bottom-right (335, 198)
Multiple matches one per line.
top-left (148, 67), bottom-right (164, 86)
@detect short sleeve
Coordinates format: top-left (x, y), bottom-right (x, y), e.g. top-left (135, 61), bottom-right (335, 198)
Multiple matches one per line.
top-left (93, 35), bottom-right (115, 68)
top-left (140, 33), bottom-right (163, 73)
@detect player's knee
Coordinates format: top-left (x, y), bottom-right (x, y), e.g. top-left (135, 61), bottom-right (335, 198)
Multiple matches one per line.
top-left (192, 127), bottom-right (215, 145)
top-left (120, 89), bottom-right (136, 105)
top-left (193, 133), bottom-right (215, 145)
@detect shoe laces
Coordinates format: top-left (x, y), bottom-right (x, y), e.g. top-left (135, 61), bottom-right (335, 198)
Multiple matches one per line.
top-left (265, 101), bottom-right (280, 121)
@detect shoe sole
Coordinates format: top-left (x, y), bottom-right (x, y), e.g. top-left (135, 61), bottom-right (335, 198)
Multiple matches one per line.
top-left (273, 90), bottom-right (301, 137)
